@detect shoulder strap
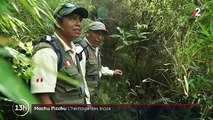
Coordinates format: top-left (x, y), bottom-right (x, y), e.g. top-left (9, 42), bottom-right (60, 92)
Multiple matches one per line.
top-left (76, 40), bottom-right (89, 61)
top-left (39, 35), bottom-right (64, 70)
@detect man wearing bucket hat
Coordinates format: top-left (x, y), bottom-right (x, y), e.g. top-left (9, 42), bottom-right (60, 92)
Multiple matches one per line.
top-left (31, 2), bottom-right (90, 120)
top-left (76, 21), bottom-right (123, 103)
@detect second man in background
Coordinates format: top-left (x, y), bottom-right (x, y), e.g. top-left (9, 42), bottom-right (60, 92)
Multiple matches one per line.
top-left (76, 21), bottom-right (123, 103)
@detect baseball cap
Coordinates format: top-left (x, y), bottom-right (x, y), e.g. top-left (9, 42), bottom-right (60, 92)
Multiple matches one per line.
top-left (88, 21), bottom-right (108, 34)
top-left (53, 3), bottom-right (88, 19)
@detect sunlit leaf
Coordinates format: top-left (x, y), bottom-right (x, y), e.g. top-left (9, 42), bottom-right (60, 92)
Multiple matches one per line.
top-left (29, 0), bottom-right (37, 6)
top-left (116, 27), bottom-right (120, 30)
top-left (135, 22), bottom-right (143, 29)
top-left (122, 40), bottom-right (128, 45)
top-left (9, 20), bottom-right (18, 34)
top-left (37, 7), bottom-right (49, 18)
top-left (33, 6), bottom-right (41, 18)
top-left (130, 88), bottom-right (137, 96)
top-left (11, 2), bottom-right (19, 12)
top-left (126, 33), bottom-right (133, 38)
top-left (137, 32), bottom-right (149, 39)
top-left (109, 34), bottom-right (122, 38)
top-left (14, 18), bottom-right (25, 26)
top-left (115, 45), bottom-right (125, 51)
top-left (26, 41), bottom-right (32, 47)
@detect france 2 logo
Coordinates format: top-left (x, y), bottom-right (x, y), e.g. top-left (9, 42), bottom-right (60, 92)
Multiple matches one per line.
top-left (191, 8), bottom-right (201, 17)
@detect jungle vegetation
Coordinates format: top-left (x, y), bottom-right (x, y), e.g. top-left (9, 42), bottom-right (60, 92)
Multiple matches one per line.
top-left (0, 0), bottom-right (212, 119)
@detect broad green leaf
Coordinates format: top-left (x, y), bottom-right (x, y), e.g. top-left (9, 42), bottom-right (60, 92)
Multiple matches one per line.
top-left (122, 40), bottom-right (128, 45)
top-left (188, 79), bottom-right (195, 91)
top-left (138, 32), bottom-right (149, 39)
top-left (109, 34), bottom-right (122, 39)
top-left (115, 45), bottom-right (125, 51)
top-left (128, 40), bottom-right (140, 45)
top-left (0, 47), bottom-right (10, 56)
top-left (126, 33), bottom-right (133, 38)
top-left (0, 58), bottom-right (38, 106)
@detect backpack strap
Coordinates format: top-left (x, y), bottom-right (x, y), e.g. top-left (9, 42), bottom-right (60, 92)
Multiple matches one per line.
top-left (76, 40), bottom-right (89, 61)
top-left (39, 35), bottom-right (64, 70)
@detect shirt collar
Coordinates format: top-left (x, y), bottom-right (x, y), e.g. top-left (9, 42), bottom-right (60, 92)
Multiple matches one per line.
top-left (84, 37), bottom-right (96, 50)
top-left (54, 33), bottom-right (76, 53)
top-left (84, 37), bottom-right (99, 53)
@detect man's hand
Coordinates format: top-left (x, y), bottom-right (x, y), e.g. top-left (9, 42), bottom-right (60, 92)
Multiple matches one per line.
top-left (35, 93), bottom-right (57, 120)
top-left (113, 69), bottom-right (123, 76)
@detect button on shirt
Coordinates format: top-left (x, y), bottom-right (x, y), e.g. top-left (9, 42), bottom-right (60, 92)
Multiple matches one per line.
top-left (31, 33), bottom-right (90, 104)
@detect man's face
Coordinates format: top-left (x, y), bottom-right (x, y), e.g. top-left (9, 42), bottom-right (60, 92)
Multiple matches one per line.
top-left (87, 30), bottom-right (106, 47)
top-left (57, 13), bottom-right (83, 40)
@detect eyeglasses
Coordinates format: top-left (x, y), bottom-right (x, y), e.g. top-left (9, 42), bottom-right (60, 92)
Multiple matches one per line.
top-left (57, 3), bottom-right (76, 16)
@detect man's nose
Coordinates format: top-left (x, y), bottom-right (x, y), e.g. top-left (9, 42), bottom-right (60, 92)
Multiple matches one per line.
top-left (99, 35), bottom-right (103, 40)
top-left (76, 19), bottom-right (82, 26)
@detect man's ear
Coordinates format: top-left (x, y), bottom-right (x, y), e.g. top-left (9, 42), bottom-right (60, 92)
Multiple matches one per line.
top-left (86, 33), bottom-right (89, 37)
top-left (85, 30), bottom-right (90, 37)
top-left (55, 19), bottom-right (64, 30)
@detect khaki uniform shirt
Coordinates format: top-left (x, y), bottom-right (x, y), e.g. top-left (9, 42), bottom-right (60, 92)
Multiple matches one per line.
top-left (31, 33), bottom-right (90, 104)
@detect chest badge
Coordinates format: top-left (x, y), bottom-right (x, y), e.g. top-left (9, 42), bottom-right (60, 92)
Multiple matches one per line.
top-left (65, 60), bottom-right (72, 66)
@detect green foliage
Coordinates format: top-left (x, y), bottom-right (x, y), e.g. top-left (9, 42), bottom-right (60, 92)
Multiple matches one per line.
top-left (0, 57), bottom-right (38, 106)
top-left (0, 0), bottom-right (212, 119)
top-left (0, 0), bottom-right (55, 119)
top-left (0, 0), bottom-right (54, 37)
top-left (93, 0), bottom-right (213, 119)
top-left (110, 26), bottom-right (149, 51)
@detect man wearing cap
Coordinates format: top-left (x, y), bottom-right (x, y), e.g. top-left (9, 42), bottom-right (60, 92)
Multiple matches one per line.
top-left (31, 2), bottom-right (90, 120)
top-left (76, 21), bottom-right (123, 103)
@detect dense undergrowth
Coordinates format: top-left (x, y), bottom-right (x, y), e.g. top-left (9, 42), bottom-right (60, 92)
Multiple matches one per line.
top-left (0, 0), bottom-right (212, 119)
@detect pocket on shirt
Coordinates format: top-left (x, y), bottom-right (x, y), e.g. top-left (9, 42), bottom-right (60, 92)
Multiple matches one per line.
top-left (88, 59), bottom-right (98, 65)
top-left (60, 65), bottom-right (81, 92)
